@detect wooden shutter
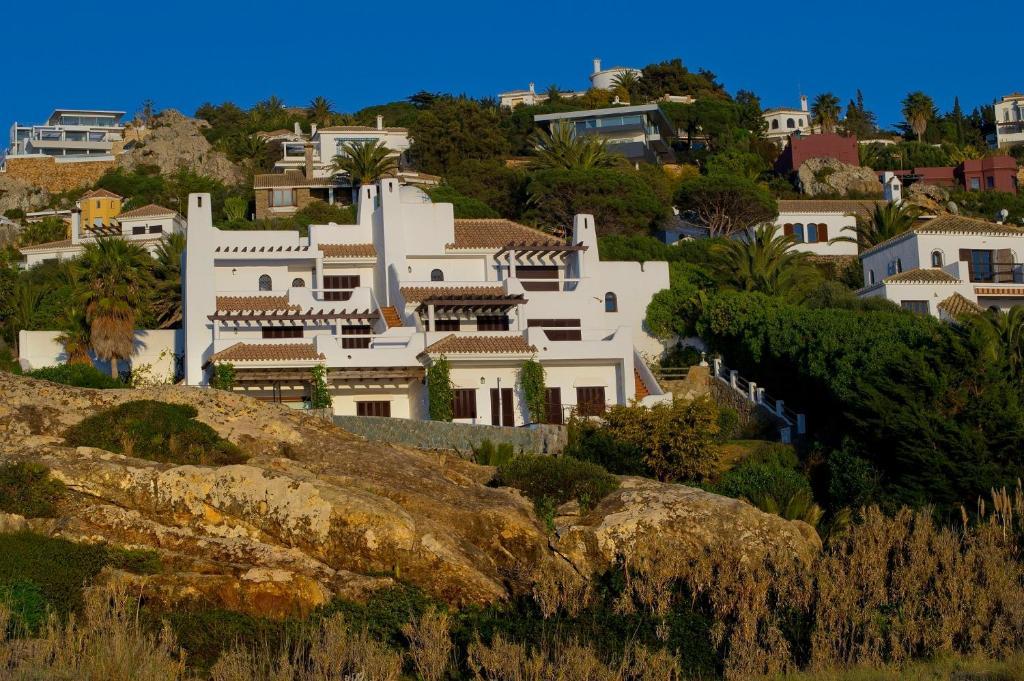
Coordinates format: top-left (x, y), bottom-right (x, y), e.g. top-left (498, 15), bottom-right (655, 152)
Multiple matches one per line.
top-left (995, 248), bottom-right (1013, 283)
top-left (783, 224), bottom-right (793, 237)
top-left (356, 401), bottom-right (391, 417)
top-left (576, 387), bottom-right (606, 417)
top-left (818, 224), bottom-right (828, 241)
top-left (959, 249), bottom-right (974, 281)
top-left (545, 388), bottom-right (562, 425)
top-left (518, 266), bottom-right (559, 291)
top-left (490, 388), bottom-right (514, 426)
top-left (452, 389), bottom-right (477, 419)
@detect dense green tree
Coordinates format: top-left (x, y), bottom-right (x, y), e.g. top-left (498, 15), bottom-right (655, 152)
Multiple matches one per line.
top-left (76, 239), bottom-right (155, 377)
top-left (842, 90), bottom-right (877, 139)
top-left (444, 160), bottom-right (527, 218)
top-left (425, 185), bottom-right (498, 218)
top-left (705, 149), bottom-right (767, 181)
top-left (675, 175), bottom-right (777, 237)
top-left (408, 97), bottom-right (509, 175)
top-left (636, 59), bottom-right (729, 102)
top-left (734, 90), bottom-right (767, 137)
top-left (811, 93), bottom-right (841, 134)
top-left (524, 168), bottom-right (669, 237)
top-left (902, 91), bottom-right (937, 142)
top-left (17, 218), bottom-right (66, 246)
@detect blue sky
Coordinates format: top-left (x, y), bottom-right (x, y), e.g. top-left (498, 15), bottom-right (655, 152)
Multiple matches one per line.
top-left (4, 0), bottom-right (1021, 130)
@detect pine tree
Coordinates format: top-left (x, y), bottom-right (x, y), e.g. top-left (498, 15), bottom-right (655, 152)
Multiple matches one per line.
top-left (951, 96), bottom-right (965, 145)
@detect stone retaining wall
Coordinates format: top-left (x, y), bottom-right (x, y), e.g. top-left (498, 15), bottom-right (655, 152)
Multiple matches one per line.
top-left (3, 156), bottom-right (116, 193)
top-left (332, 415), bottom-right (567, 455)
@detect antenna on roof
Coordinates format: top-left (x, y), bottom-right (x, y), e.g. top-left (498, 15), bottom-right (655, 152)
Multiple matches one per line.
top-left (997, 208), bottom-right (1009, 224)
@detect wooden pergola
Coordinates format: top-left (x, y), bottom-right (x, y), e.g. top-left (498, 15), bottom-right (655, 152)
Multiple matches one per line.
top-left (493, 241), bottom-right (588, 259)
top-left (208, 308), bottom-right (380, 323)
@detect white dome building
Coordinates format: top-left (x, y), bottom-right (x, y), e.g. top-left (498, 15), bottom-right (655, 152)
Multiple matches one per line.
top-left (589, 58), bottom-right (642, 91)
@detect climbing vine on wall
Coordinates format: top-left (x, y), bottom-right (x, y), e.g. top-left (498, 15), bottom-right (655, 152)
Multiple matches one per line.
top-left (427, 355), bottom-right (454, 422)
top-left (209, 363), bottom-right (236, 391)
top-left (309, 364), bottom-right (332, 410)
top-left (520, 357), bottom-right (547, 424)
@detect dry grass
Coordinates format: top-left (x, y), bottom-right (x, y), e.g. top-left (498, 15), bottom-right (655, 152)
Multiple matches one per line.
top-left (401, 606), bottom-right (452, 681)
top-left (765, 653), bottom-right (1024, 681)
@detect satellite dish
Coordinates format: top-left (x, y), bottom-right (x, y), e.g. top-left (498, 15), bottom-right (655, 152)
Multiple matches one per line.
top-left (998, 208), bottom-right (1010, 223)
top-left (947, 201), bottom-right (959, 214)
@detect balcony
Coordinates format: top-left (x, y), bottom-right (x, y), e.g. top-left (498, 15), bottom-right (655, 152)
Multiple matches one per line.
top-left (968, 263), bottom-right (1024, 284)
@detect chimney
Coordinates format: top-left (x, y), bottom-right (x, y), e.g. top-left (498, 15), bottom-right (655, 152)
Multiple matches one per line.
top-left (293, 121), bottom-right (301, 135)
top-left (70, 208), bottom-right (81, 244)
top-left (800, 95), bottom-right (808, 112)
top-left (376, 115), bottom-right (384, 131)
top-left (303, 142), bottom-right (315, 179)
top-left (593, 57), bottom-right (602, 74)
top-left (528, 81), bottom-right (535, 95)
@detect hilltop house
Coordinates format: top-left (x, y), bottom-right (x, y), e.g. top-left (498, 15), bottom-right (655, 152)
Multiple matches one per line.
top-left (5, 109), bottom-right (125, 161)
top-left (876, 156), bottom-right (1019, 194)
top-left (533, 104), bottom-right (677, 165)
top-left (772, 200), bottom-right (883, 257)
top-left (182, 180), bottom-right (671, 422)
top-left (763, 97), bottom-right (814, 145)
top-left (20, 197), bottom-right (184, 267)
top-left (857, 214), bottom-right (1024, 318)
top-left (991, 93), bottom-right (1024, 149)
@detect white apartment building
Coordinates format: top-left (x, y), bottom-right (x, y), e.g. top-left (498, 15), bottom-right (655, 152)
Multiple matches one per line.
top-left (773, 200), bottom-right (882, 257)
top-left (5, 109), bottom-right (125, 161)
top-left (857, 214), bottom-right (1024, 319)
top-left (182, 180), bottom-right (671, 423)
top-left (992, 93), bottom-right (1024, 149)
top-left (19, 203), bottom-right (185, 267)
top-left (273, 117), bottom-right (410, 178)
top-left (763, 97), bottom-right (813, 145)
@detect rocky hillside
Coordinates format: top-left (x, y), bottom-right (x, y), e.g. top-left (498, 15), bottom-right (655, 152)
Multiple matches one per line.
top-left (119, 109), bottom-right (243, 185)
top-left (0, 372), bottom-right (818, 619)
top-left (797, 157), bottom-right (882, 197)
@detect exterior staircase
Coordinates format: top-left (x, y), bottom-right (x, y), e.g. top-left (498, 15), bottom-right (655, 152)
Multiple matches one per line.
top-left (380, 306), bottom-right (403, 328)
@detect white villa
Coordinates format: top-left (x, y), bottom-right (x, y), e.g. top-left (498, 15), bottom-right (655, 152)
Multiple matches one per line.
top-left (992, 93), bottom-right (1024, 150)
top-left (857, 214), bottom-right (1024, 319)
top-left (19, 203), bottom-right (185, 267)
top-left (533, 104), bottom-right (677, 165)
top-left (272, 117), bottom-right (410, 178)
top-left (763, 97), bottom-right (814, 145)
top-left (182, 180), bottom-right (672, 423)
top-left (5, 109), bottom-right (125, 162)
top-left (773, 200), bottom-right (882, 257)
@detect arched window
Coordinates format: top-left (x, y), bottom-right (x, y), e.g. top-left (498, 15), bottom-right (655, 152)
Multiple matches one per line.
top-left (806, 223), bottom-right (818, 243)
top-left (430, 269), bottom-right (444, 282)
top-left (786, 118), bottom-right (795, 129)
top-left (258, 274), bottom-right (272, 291)
top-left (931, 251), bottom-right (943, 267)
top-left (792, 223), bottom-right (805, 243)
top-left (291, 277), bottom-right (305, 288)
top-left (771, 119), bottom-right (779, 130)
top-left (869, 270), bottom-right (876, 285)
top-left (604, 292), bottom-right (618, 312)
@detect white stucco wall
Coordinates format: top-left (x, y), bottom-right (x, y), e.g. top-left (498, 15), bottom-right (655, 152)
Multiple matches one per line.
top-left (18, 328), bottom-right (183, 378)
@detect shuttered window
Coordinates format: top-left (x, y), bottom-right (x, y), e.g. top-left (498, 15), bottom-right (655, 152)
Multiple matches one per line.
top-left (518, 266), bottom-right (559, 291)
top-left (545, 387), bottom-right (563, 425)
top-left (356, 401), bottom-right (391, 417)
top-left (576, 386), bottom-right (606, 416)
top-left (433, 319), bottom-right (461, 331)
top-left (262, 327), bottom-right (303, 339)
top-left (323, 275), bottom-right (359, 301)
top-left (900, 300), bottom-right (929, 315)
top-left (341, 325), bottom-right (372, 349)
top-left (477, 315), bottom-right (510, 331)
top-left (527, 318), bottom-right (582, 341)
top-left (452, 389), bottom-right (477, 419)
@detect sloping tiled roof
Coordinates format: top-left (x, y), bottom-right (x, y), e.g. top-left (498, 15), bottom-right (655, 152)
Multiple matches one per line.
top-left (448, 219), bottom-right (562, 250)
top-left (210, 342), bottom-right (324, 363)
top-left (118, 204), bottom-right (177, 220)
top-left (19, 238), bottom-right (74, 252)
top-left (215, 295), bottom-right (300, 312)
top-left (317, 125), bottom-right (408, 133)
top-left (80, 188), bottom-right (122, 200)
top-left (380, 306), bottom-right (403, 328)
top-left (400, 285), bottom-right (504, 303)
top-left (254, 171), bottom-right (342, 189)
top-left (777, 199), bottom-right (883, 217)
top-left (937, 292), bottom-right (984, 318)
top-left (882, 268), bottom-right (960, 284)
top-left (318, 243), bottom-right (376, 258)
top-left (421, 334), bottom-right (537, 355)
top-left (861, 214), bottom-right (1024, 257)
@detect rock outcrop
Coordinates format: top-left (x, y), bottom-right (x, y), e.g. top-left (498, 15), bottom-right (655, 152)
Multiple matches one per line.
top-left (797, 157), bottom-right (882, 197)
top-left (0, 373), bottom-right (819, 618)
top-left (118, 109), bottom-right (244, 186)
top-left (0, 174), bottom-right (50, 216)
top-left (905, 183), bottom-right (950, 215)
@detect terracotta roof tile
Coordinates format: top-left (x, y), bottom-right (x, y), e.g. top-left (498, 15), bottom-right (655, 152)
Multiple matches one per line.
top-left (216, 295), bottom-right (300, 312)
top-left (254, 170), bottom-right (342, 189)
top-left (79, 188), bottom-right (122, 200)
top-left (210, 342), bottom-right (324, 363)
top-left (317, 125), bottom-right (408, 133)
top-left (318, 243), bottom-right (376, 258)
top-left (777, 199), bottom-right (883, 217)
top-left (118, 204), bottom-right (177, 220)
top-left (400, 285), bottom-right (504, 303)
top-left (448, 219), bottom-right (563, 250)
top-left (975, 286), bottom-right (1024, 296)
top-left (19, 238), bottom-right (73, 251)
top-left (861, 214), bottom-right (1024, 257)
top-left (421, 334), bottom-right (537, 355)
top-left (882, 268), bottom-right (960, 284)
top-left (937, 292), bottom-right (984, 318)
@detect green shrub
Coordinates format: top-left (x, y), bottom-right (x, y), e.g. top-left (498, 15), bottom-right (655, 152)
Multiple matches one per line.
top-left (716, 406), bottom-right (740, 441)
top-left (827, 443), bottom-right (881, 509)
top-left (209, 362), bottom-right (236, 391)
top-left (0, 462), bottom-right (65, 518)
top-left (565, 417), bottom-right (648, 476)
top-left (64, 400), bottom-right (245, 465)
top-left (0, 580), bottom-right (47, 636)
top-left (27, 363), bottom-right (123, 389)
top-left (472, 440), bottom-right (515, 467)
top-left (495, 455), bottom-right (619, 515)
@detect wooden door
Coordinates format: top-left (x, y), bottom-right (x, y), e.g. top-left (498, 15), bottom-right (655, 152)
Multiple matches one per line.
top-left (545, 387), bottom-right (562, 425)
top-left (490, 388), bottom-right (514, 426)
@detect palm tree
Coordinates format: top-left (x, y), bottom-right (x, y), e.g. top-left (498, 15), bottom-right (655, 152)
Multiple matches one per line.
top-left (331, 140), bottom-right (398, 187)
top-left (306, 96), bottom-right (335, 126)
top-left (713, 224), bottom-right (821, 297)
top-left (77, 238), bottom-right (155, 378)
top-left (56, 306), bottom-right (93, 365)
top-left (902, 92), bottom-right (936, 142)
top-left (5, 281), bottom-right (42, 354)
top-left (811, 93), bottom-right (841, 133)
top-left (546, 84), bottom-right (562, 102)
top-left (973, 306), bottom-right (1024, 381)
top-left (611, 71), bottom-right (641, 102)
top-left (831, 202), bottom-right (919, 251)
top-left (530, 122), bottom-right (616, 170)
top-left (152, 233), bottom-right (186, 329)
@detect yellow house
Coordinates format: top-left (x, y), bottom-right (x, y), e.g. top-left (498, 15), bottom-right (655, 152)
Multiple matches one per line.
top-left (78, 189), bottom-right (123, 231)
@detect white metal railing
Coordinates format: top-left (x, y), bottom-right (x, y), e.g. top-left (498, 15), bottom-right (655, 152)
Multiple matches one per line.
top-left (712, 356), bottom-right (806, 443)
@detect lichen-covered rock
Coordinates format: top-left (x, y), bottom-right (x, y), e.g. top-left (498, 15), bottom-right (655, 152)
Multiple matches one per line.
top-left (0, 372), bottom-right (821, 619)
top-left (0, 174), bottom-right (50, 216)
top-left (905, 183), bottom-right (950, 215)
top-left (118, 109), bottom-right (243, 185)
top-left (797, 157), bottom-right (882, 197)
